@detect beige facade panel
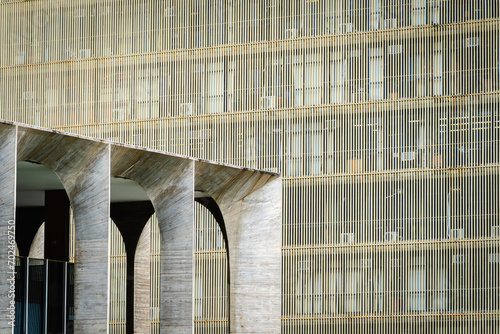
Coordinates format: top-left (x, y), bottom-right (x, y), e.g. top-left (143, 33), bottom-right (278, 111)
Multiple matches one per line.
top-left (1, 1), bottom-right (499, 333)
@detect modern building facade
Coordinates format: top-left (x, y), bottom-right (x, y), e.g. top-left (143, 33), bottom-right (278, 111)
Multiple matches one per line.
top-left (0, 0), bottom-right (499, 333)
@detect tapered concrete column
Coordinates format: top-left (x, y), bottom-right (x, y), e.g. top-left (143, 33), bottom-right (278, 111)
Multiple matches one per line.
top-left (112, 147), bottom-right (195, 334)
top-left (195, 162), bottom-right (282, 334)
top-left (153, 165), bottom-right (194, 334)
top-left (219, 177), bottom-right (282, 334)
top-left (67, 147), bottom-right (110, 333)
top-left (17, 127), bottom-right (111, 333)
top-left (0, 124), bottom-right (17, 333)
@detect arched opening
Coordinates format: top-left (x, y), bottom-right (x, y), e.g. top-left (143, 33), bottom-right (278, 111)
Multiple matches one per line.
top-left (27, 210), bottom-right (76, 263)
top-left (15, 161), bottom-right (72, 333)
top-left (192, 201), bottom-right (229, 334)
top-left (110, 177), bottom-right (154, 334)
top-left (143, 193), bottom-right (229, 334)
top-left (192, 192), bottom-right (230, 334)
top-left (111, 170), bottom-right (229, 333)
top-left (15, 161), bottom-right (131, 334)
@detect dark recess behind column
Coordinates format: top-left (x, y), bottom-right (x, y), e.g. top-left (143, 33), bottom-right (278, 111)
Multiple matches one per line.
top-left (44, 190), bottom-right (70, 262)
top-left (15, 207), bottom-right (45, 257)
top-left (111, 200), bottom-right (155, 334)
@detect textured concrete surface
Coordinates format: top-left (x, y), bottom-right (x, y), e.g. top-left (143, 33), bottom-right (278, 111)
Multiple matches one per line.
top-left (1, 120), bottom-right (281, 333)
top-left (195, 163), bottom-right (282, 334)
top-left (134, 220), bottom-right (150, 334)
top-left (0, 124), bottom-right (17, 332)
top-left (223, 178), bottom-right (282, 334)
top-left (111, 146), bottom-right (195, 334)
top-left (17, 125), bottom-right (111, 333)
